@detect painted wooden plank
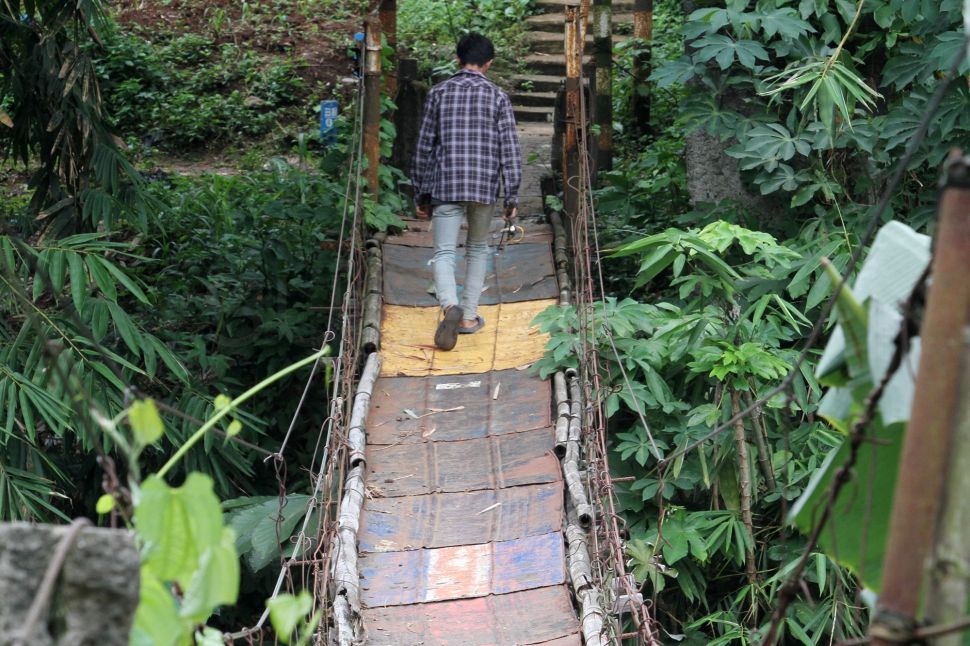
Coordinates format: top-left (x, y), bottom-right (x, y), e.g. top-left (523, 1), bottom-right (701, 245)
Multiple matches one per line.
top-left (365, 427), bottom-right (560, 498)
top-left (367, 369), bottom-right (552, 444)
top-left (380, 300), bottom-right (554, 377)
top-left (359, 483), bottom-right (563, 552)
top-left (360, 533), bottom-right (566, 607)
top-left (382, 243), bottom-right (558, 306)
top-left (363, 586), bottom-right (579, 645)
top-left (384, 217), bottom-right (553, 248)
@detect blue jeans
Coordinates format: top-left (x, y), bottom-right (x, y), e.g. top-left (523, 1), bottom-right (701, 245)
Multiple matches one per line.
top-left (431, 202), bottom-right (493, 322)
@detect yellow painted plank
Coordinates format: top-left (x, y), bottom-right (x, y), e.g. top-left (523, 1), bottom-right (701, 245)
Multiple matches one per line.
top-left (380, 300), bottom-right (555, 377)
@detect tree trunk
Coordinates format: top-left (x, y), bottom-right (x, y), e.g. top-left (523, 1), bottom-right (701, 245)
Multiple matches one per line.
top-left (732, 389), bottom-right (758, 589)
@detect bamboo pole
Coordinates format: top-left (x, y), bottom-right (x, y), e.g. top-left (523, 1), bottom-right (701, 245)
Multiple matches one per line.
top-left (564, 370), bottom-right (592, 525)
top-left (332, 595), bottom-right (354, 646)
top-left (363, 13), bottom-right (382, 197)
top-left (873, 152), bottom-right (970, 644)
top-left (926, 329), bottom-right (970, 646)
top-left (366, 250), bottom-right (383, 295)
top-left (565, 503), bottom-right (607, 645)
top-left (554, 371), bottom-right (570, 457)
top-left (332, 464), bottom-right (366, 610)
top-left (348, 352), bottom-right (382, 467)
top-left (744, 391), bottom-right (776, 491)
top-left (549, 209), bottom-right (572, 304)
top-left (731, 390), bottom-right (757, 587)
top-left (592, 0), bottom-right (612, 171)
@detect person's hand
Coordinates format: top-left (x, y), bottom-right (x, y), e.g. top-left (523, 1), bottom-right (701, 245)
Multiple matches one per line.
top-left (415, 203), bottom-right (430, 219)
top-left (504, 205), bottom-right (518, 223)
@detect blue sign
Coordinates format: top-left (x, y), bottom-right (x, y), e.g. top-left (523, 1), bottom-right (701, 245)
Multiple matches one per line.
top-left (320, 100), bottom-right (339, 146)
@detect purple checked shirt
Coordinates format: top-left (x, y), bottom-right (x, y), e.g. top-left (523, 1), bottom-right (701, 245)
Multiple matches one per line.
top-left (411, 69), bottom-right (522, 207)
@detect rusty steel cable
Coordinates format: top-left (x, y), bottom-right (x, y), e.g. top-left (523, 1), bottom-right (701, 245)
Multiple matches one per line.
top-left (564, 6), bottom-right (661, 643)
top-left (227, 51), bottom-right (370, 643)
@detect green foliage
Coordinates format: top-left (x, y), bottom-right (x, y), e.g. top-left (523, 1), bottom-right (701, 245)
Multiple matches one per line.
top-left (0, 0), bottom-right (154, 230)
top-left (94, 29), bottom-right (308, 148)
top-left (131, 473), bottom-right (240, 644)
top-left (224, 494), bottom-right (313, 571)
top-left (267, 591), bottom-right (319, 645)
top-left (537, 217), bottom-right (872, 641)
top-left (397, 0), bottom-right (533, 80)
top-left (651, 0), bottom-right (969, 212)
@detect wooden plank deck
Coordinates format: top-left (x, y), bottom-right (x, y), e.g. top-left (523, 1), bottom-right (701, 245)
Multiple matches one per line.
top-left (358, 175), bottom-right (580, 641)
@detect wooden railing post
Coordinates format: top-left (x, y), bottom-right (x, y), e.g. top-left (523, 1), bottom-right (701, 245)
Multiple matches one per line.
top-left (363, 13), bottom-right (382, 198)
top-left (871, 151), bottom-right (970, 645)
top-left (592, 0), bottom-right (612, 171)
top-left (379, 0), bottom-right (397, 98)
top-left (562, 6), bottom-right (582, 223)
top-left (631, 0), bottom-right (652, 138)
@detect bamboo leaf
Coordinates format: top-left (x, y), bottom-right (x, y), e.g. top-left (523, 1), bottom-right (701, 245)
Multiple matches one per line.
top-left (85, 255), bottom-right (117, 301)
top-left (96, 256), bottom-right (149, 304)
top-left (107, 301), bottom-right (142, 356)
top-left (68, 252), bottom-right (87, 312)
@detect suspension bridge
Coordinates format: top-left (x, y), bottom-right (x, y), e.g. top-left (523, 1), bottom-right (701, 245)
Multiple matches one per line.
top-left (301, 2), bottom-right (657, 644)
top-left (216, 1), bottom-right (662, 643)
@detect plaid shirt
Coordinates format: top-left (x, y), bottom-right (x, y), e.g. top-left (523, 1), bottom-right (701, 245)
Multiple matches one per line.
top-left (412, 69), bottom-right (522, 207)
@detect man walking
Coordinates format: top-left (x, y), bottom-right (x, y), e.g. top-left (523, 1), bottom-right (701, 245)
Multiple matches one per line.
top-left (411, 32), bottom-right (522, 351)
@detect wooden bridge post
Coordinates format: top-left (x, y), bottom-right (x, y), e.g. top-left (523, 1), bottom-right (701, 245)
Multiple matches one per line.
top-left (631, 0), bottom-right (652, 138)
top-left (562, 6), bottom-right (582, 225)
top-left (379, 0), bottom-right (397, 98)
top-left (870, 152), bottom-right (970, 645)
top-left (592, 0), bottom-right (612, 171)
top-left (363, 13), bottom-right (382, 197)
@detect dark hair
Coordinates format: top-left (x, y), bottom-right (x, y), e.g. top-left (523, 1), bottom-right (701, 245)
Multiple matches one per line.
top-left (456, 33), bottom-right (495, 66)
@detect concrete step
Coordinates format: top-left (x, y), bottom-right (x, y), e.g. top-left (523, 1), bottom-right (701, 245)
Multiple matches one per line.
top-left (513, 74), bottom-right (564, 93)
top-left (528, 30), bottom-right (632, 54)
top-left (534, 0), bottom-right (636, 9)
top-left (511, 90), bottom-right (558, 108)
top-left (526, 11), bottom-right (634, 31)
top-left (514, 105), bottom-right (555, 123)
top-left (522, 53), bottom-right (590, 75)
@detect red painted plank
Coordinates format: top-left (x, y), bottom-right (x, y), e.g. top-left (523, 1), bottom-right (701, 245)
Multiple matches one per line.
top-left (367, 369), bottom-right (552, 444)
top-left (359, 483), bottom-right (563, 552)
top-left (360, 532), bottom-right (565, 607)
top-left (365, 427), bottom-right (560, 497)
top-left (363, 586), bottom-right (579, 645)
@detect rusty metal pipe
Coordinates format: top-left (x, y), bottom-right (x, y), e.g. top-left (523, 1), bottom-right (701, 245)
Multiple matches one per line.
top-left (871, 151), bottom-right (970, 645)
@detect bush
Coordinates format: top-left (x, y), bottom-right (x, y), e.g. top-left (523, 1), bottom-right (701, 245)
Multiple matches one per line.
top-left (94, 27), bottom-right (308, 148)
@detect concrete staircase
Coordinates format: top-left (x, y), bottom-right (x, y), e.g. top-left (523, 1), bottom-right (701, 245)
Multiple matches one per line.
top-left (512, 0), bottom-right (635, 123)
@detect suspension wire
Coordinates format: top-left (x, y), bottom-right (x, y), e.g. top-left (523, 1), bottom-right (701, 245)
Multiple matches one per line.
top-left (274, 65), bottom-right (367, 459)
top-left (227, 46), bottom-right (370, 641)
top-left (567, 8), bottom-right (660, 642)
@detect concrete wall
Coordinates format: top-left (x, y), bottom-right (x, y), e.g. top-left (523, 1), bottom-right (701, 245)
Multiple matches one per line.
top-left (0, 523), bottom-right (139, 646)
